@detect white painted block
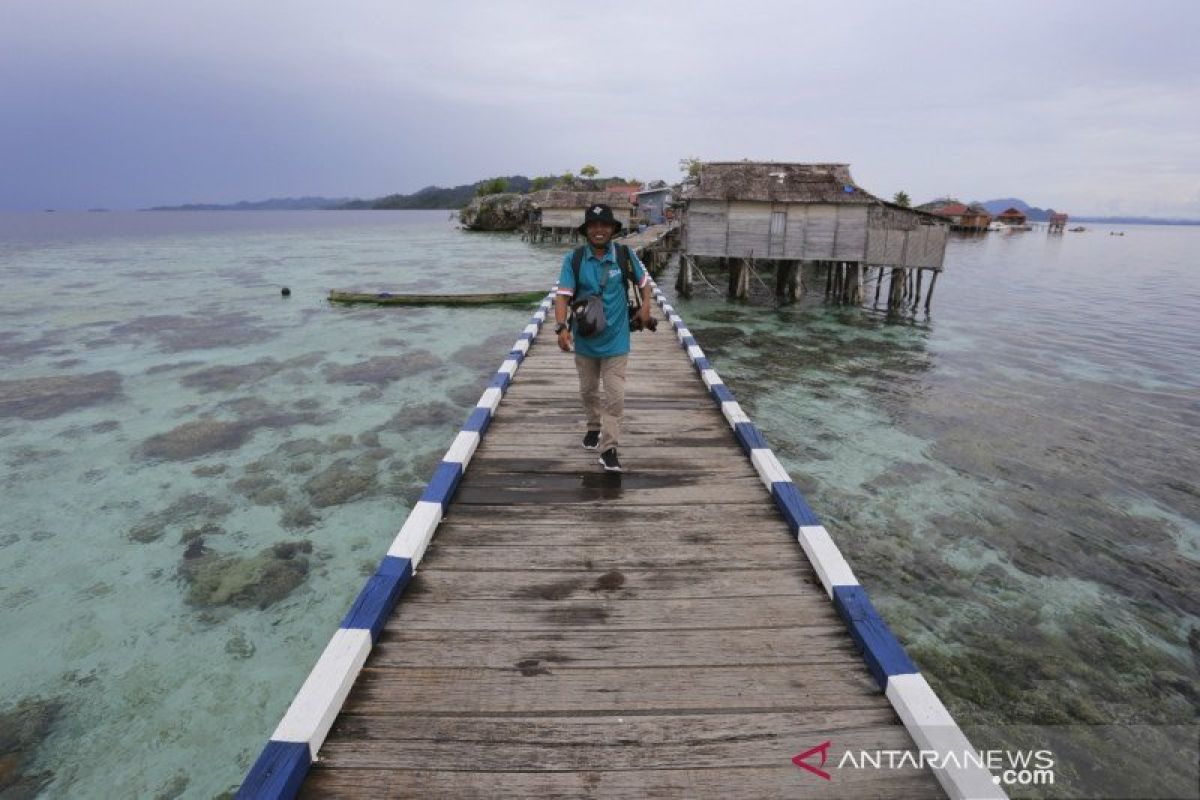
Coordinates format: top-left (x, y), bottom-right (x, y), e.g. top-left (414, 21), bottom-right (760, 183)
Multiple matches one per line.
top-left (387, 500), bottom-right (444, 565)
top-left (522, 323), bottom-right (539, 337)
top-left (750, 448), bottom-right (790, 489)
top-left (721, 401), bottom-right (750, 428)
top-left (477, 387), bottom-right (503, 412)
top-left (443, 431), bottom-right (481, 466)
top-left (499, 359), bottom-right (519, 375)
top-left (661, 304), bottom-right (674, 314)
top-left (533, 311), bottom-right (546, 323)
top-left (676, 327), bottom-right (691, 342)
top-left (701, 369), bottom-right (722, 389)
top-left (669, 314), bottom-right (682, 325)
top-left (272, 628), bottom-right (373, 757)
top-left (796, 525), bottom-right (859, 598)
top-left (513, 339), bottom-right (530, 355)
top-left (886, 674), bottom-right (1008, 800)
top-left (686, 345), bottom-right (704, 362)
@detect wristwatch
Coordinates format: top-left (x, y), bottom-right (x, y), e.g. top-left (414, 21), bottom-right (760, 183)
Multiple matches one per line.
top-left (555, 322), bottom-right (569, 334)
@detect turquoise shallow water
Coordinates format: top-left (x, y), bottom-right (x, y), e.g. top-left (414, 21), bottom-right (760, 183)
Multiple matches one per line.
top-left (1, 212), bottom-right (1197, 798)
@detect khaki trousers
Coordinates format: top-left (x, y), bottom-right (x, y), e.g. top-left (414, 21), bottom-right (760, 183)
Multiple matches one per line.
top-left (574, 353), bottom-right (628, 452)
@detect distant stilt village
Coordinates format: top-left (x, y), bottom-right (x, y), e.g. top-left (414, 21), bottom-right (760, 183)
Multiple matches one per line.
top-left (461, 160), bottom-right (1076, 313)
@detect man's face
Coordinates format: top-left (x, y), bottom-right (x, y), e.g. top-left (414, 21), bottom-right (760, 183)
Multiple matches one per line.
top-left (586, 220), bottom-right (616, 248)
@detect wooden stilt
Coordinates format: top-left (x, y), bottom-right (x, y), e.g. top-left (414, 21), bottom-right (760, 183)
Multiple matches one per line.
top-left (913, 269), bottom-right (924, 311)
top-left (924, 270), bottom-right (939, 312)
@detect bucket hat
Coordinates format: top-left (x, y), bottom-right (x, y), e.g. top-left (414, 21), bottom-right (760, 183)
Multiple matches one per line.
top-left (578, 203), bottom-right (623, 235)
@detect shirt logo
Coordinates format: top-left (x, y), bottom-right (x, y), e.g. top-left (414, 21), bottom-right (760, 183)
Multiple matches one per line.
top-left (593, 206), bottom-right (602, 213)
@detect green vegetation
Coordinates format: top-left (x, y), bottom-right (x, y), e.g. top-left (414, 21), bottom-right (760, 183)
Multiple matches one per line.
top-left (893, 190), bottom-right (911, 208)
top-left (476, 177), bottom-right (509, 197)
top-left (580, 164), bottom-right (599, 178)
top-left (679, 157), bottom-right (701, 181)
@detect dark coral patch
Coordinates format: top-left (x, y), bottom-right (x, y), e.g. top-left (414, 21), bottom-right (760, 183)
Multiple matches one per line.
top-left (304, 458), bottom-right (378, 507)
top-left (322, 350), bottom-right (442, 387)
top-left (129, 494), bottom-right (232, 543)
top-left (110, 312), bottom-right (275, 353)
top-left (179, 540), bottom-right (313, 609)
top-left (0, 696), bottom-right (63, 798)
top-left (0, 372), bottom-right (122, 420)
top-left (141, 420), bottom-right (253, 461)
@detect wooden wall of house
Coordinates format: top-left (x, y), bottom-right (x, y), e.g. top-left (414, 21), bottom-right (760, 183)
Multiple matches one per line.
top-left (865, 206), bottom-right (948, 269)
top-left (727, 201), bottom-right (771, 258)
top-left (542, 209), bottom-right (632, 229)
top-left (685, 200), bottom-right (729, 256)
top-left (685, 201), bottom-right (869, 261)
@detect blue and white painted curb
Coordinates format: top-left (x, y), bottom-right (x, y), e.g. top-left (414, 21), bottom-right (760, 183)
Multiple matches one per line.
top-left (236, 290), bottom-right (558, 799)
top-left (648, 278), bottom-right (1006, 800)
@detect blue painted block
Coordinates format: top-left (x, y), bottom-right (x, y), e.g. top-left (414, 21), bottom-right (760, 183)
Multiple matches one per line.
top-left (463, 407), bottom-right (492, 434)
top-left (672, 319), bottom-right (684, 329)
top-left (832, 585), bottom-right (918, 690)
top-left (681, 335), bottom-right (697, 348)
top-left (508, 349), bottom-right (525, 363)
top-left (519, 331), bottom-right (533, 341)
top-left (489, 371), bottom-right (511, 391)
top-left (733, 422), bottom-right (768, 454)
top-left (711, 384), bottom-right (735, 404)
top-left (694, 357), bottom-right (712, 372)
top-left (340, 556), bottom-right (414, 643)
top-left (771, 481), bottom-right (821, 530)
top-left (237, 740), bottom-right (311, 800)
top-left (420, 461), bottom-right (464, 511)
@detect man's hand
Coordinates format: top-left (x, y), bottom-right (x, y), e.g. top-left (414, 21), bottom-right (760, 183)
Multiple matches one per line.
top-left (557, 329), bottom-right (573, 352)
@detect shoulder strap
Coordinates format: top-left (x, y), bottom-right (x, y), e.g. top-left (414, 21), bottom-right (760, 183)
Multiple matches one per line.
top-left (571, 246), bottom-right (586, 296)
top-left (617, 244), bottom-right (640, 308)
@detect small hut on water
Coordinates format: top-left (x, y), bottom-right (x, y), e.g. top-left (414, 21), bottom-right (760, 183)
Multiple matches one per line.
top-left (919, 200), bottom-right (992, 232)
top-left (678, 162), bottom-right (948, 311)
top-left (996, 207), bottom-right (1027, 226)
top-left (524, 191), bottom-right (633, 243)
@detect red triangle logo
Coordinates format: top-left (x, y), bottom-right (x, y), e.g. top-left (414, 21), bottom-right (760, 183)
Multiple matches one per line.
top-left (792, 740), bottom-right (833, 780)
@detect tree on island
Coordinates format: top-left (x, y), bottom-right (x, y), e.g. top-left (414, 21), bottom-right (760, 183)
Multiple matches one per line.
top-left (580, 164), bottom-right (599, 178)
top-left (892, 191), bottom-right (911, 208)
top-left (679, 157), bottom-right (701, 182)
top-left (476, 177), bottom-right (509, 196)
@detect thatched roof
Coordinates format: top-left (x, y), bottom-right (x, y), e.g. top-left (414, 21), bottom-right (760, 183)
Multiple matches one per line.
top-left (683, 162), bottom-right (879, 204)
top-left (527, 190), bottom-right (633, 210)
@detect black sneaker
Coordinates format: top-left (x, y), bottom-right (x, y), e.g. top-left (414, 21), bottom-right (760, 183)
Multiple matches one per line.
top-left (599, 448), bottom-right (623, 472)
top-left (582, 430), bottom-right (601, 450)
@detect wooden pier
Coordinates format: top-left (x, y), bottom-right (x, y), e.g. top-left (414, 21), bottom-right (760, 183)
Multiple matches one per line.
top-left (240, 273), bottom-right (1004, 800)
top-left (299, 314), bottom-right (944, 798)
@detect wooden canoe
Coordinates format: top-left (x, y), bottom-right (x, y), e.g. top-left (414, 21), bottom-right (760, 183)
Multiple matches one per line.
top-left (329, 289), bottom-right (546, 306)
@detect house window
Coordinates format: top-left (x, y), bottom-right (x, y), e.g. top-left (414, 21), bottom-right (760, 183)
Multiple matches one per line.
top-left (770, 211), bottom-right (786, 236)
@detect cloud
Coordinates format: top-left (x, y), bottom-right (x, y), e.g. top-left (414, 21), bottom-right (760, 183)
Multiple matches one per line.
top-left (1, 0), bottom-right (1197, 215)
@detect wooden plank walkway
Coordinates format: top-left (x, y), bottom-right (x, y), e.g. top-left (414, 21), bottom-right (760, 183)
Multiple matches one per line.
top-left (295, 294), bottom-right (948, 797)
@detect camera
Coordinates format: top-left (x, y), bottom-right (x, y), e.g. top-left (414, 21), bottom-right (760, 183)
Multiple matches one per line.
top-left (629, 308), bottom-right (657, 332)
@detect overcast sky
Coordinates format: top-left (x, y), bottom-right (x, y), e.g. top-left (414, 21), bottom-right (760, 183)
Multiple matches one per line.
top-left (3, 0), bottom-right (1198, 216)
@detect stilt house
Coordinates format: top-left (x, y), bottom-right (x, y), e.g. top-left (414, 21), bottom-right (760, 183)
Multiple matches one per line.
top-left (678, 162), bottom-right (949, 310)
top-left (526, 191), bottom-right (633, 243)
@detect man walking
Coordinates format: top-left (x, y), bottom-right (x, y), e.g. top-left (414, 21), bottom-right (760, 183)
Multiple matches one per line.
top-left (554, 204), bottom-right (652, 472)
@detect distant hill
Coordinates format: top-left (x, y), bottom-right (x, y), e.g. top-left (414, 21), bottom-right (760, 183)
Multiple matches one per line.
top-left (973, 198), bottom-right (1199, 225)
top-left (977, 198), bottom-right (1055, 222)
top-left (144, 174), bottom-right (655, 213)
top-left (1070, 215), bottom-right (1200, 226)
top-left (148, 196), bottom-right (351, 211)
top-left (340, 176), bottom-right (535, 210)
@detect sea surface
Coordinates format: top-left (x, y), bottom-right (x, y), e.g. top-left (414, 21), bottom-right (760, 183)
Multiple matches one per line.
top-left (0, 210), bottom-right (1196, 798)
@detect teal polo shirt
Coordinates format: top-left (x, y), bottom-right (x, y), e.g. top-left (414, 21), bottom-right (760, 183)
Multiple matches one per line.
top-left (557, 242), bottom-right (648, 359)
